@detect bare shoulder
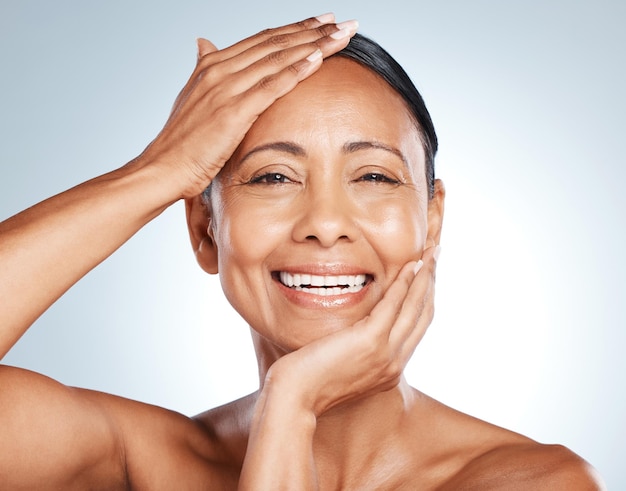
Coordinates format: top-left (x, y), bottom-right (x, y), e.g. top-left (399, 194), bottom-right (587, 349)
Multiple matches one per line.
top-left (81, 385), bottom-right (239, 489)
top-left (0, 364), bottom-right (235, 489)
top-left (192, 391), bottom-right (258, 466)
top-left (439, 441), bottom-right (605, 490)
top-left (411, 393), bottom-right (604, 490)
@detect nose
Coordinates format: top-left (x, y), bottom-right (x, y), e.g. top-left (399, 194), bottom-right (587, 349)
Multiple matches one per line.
top-left (291, 182), bottom-right (359, 247)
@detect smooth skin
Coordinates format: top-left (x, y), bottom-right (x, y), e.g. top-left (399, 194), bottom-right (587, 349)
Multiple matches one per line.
top-left (0, 12), bottom-right (604, 490)
top-left (189, 54), bottom-right (604, 490)
top-left (0, 14), bottom-right (364, 489)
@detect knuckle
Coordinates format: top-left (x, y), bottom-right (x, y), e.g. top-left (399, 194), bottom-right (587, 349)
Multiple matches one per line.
top-left (257, 27), bottom-right (277, 39)
top-left (196, 64), bottom-right (223, 88)
top-left (386, 359), bottom-right (402, 379)
top-left (286, 63), bottom-right (301, 77)
top-left (382, 375), bottom-right (402, 391)
top-left (257, 74), bottom-right (278, 92)
top-left (265, 49), bottom-right (287, 66)
top-left (266, 33), bottom-right (292, 49)
top-left (316, 24), bottom-right (338, 37)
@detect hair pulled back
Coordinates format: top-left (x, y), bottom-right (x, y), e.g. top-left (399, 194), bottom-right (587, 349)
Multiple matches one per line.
top-left (334, 33), bottom-right (438, 198)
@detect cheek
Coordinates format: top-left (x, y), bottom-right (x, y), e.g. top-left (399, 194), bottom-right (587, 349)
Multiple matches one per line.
top-left (360, 194), bottom-right (428, 263)
top-left (212, 197), bottom-right (289, 320)
top-left (216, 199), bottom-right (290, 268)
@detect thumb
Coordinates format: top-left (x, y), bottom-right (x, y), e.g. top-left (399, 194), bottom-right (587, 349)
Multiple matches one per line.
top-left (196, 37), bottom-right (218, 59)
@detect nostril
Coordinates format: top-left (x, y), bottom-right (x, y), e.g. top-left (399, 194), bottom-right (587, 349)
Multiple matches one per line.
top-left (305, 234), bottom-right (349, 241)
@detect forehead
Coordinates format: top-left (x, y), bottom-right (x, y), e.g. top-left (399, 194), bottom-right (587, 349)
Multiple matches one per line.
top-left (233, 57), bottom-right (424, 167)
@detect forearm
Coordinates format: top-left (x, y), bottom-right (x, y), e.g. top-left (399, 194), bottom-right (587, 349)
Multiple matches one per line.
top-left (239, 377), bottom-right (318, 490)
top-left (0, 157), bottom-right (179, 357)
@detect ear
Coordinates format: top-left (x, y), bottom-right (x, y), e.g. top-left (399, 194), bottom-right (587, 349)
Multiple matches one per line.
top-left (425, 179), bottom-right (445, 249)
top-left (185, 195), bottom-right (219, 274)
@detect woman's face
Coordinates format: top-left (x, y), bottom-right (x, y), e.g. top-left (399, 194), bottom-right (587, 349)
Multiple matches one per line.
top-left (205, 57), bottom-right (441, 353)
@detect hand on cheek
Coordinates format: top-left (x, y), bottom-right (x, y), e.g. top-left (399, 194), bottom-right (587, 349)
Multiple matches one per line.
top-left (266, 244), bottom-right (439, 417)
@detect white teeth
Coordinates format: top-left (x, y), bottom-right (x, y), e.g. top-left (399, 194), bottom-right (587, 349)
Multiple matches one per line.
top-left (311, 275), bottom-right (325, 287)
top-left (279, 271), bottom-right (367, 295)
top-left (325, 275), bottom-right (338, 287)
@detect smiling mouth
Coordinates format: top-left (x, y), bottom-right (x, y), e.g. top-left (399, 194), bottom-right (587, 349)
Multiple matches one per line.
top-left (276, 272), bottom-right (369, 296)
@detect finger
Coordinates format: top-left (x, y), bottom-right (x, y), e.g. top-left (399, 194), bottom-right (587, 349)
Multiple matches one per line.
top-left (169, 39), bottom-right (219, 116)
top-left (174, 21), bottom-right (356, 120)
top-left (197, 37), bottom-right (218, 59)
top-left (177, 15), bottom-right (347, 114)
top-left (169, 46), bottom-right (324, 154)
top-left (357, 261), bottom-right (422, 338)
top-left (217, 20), bottom-right (358, 76)
top-left (214, 13), bottom-right (337, 62)
top-left (223, 27), bottom-right (355, 99)
top-left (390, 246), bottom-right (439, 359)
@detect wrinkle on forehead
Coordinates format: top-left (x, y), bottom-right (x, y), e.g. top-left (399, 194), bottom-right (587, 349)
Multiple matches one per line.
top-left (221, 57), bottom-right (425, 181)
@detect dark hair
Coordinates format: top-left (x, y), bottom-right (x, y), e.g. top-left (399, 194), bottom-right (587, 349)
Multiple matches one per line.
top-left (203, 33), bottom-right (437, 202)
top-left (333, 33), bottom-right (438, 198)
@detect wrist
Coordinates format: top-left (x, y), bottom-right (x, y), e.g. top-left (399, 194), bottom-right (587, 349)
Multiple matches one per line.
top-left (257, 363), bottom-right (318, 432)
top-left (131, 145), bottom-right (216, 201)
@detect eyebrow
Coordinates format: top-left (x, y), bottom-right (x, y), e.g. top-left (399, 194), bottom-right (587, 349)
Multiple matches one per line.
top-left (239, 140), bottom-right (408, 167)
top-left (342, 141), bottom-right (408, 167)
top-left (239, 142), bottom-right (306, 163)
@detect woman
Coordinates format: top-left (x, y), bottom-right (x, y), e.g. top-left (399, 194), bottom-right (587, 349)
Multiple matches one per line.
top-left (0, 13), bottom-right (603, 489)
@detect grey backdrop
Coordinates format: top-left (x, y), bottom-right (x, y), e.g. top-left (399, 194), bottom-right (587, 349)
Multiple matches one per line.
top-left (1, 1), bottom-right (624, 488)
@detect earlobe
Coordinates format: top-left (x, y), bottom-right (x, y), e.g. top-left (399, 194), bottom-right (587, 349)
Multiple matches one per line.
top-left (426, 179), bottom-right (445, 249)
top-left (196, 236), bottom-right (219, 274)
top-left (185, 196), bottom-right (219, 274)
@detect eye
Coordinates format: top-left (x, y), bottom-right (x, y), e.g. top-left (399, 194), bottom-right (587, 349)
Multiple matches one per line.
top-left (358, 172), bottom-right (400, 184)
top-left (249, 172), bottom-right (293, 184)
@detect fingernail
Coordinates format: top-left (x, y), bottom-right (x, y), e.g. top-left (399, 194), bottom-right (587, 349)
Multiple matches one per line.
top-left (330, 20), bottom-right (359, 41)
top-left (413, 260), bottom-right (424, 275)
top-left (315, 12), bottom-right (335, 24)
top-left (335, 19), bottom-right (359, 32)
top-left (433, 245), bottom-right (441, 262)
top-left (330, 28), bottom-right (351, 40)
top-left (306, 48), bottom-right (322, 63)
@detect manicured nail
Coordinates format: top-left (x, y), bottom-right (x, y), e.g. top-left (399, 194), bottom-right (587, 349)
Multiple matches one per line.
top-left (413, 260), bottom-right (424, 275)
top-left (329, 20), bottom-right (359, 40)
top-left (315, 12), bottom-right (335, 24)
top-left (330, 28), bottom-right (351, 40)
top-left (335, 19), bottom-right (359, 32)
top-left (306, 49), bottom-right (322, 63)
top-left (433, 245), bottom-right (441, 262)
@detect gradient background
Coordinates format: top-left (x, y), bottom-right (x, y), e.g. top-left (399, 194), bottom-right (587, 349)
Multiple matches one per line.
top-left (1, 0), bottom-right (623, 487)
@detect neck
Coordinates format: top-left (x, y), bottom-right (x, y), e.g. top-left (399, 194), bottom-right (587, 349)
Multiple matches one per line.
top-left (313, 378), bottom-right (422, 488)
top-left (251, 329), bottom-right (419, 432)
top-left (314, 375), bottom-right (416, 439)
top-left (249, 331), bottom-right (427, 487)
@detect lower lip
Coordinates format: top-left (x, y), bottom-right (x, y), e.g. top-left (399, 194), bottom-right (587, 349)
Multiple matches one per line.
top-left (274, 278), bottom-right (370, 309)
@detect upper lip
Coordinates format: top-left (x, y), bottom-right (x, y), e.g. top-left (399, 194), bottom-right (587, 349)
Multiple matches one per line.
top-left (274, 263), bottom-right (372, 276)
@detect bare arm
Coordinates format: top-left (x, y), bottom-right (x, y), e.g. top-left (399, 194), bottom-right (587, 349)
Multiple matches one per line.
top-left (0, 14), bottom-right (354, 359)
top-left (0, 163), bottom-right (176, 357)
top-left (0, 365), bottom-right (128, 489)
top-left (0, 14), bottom-right (357, 487)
